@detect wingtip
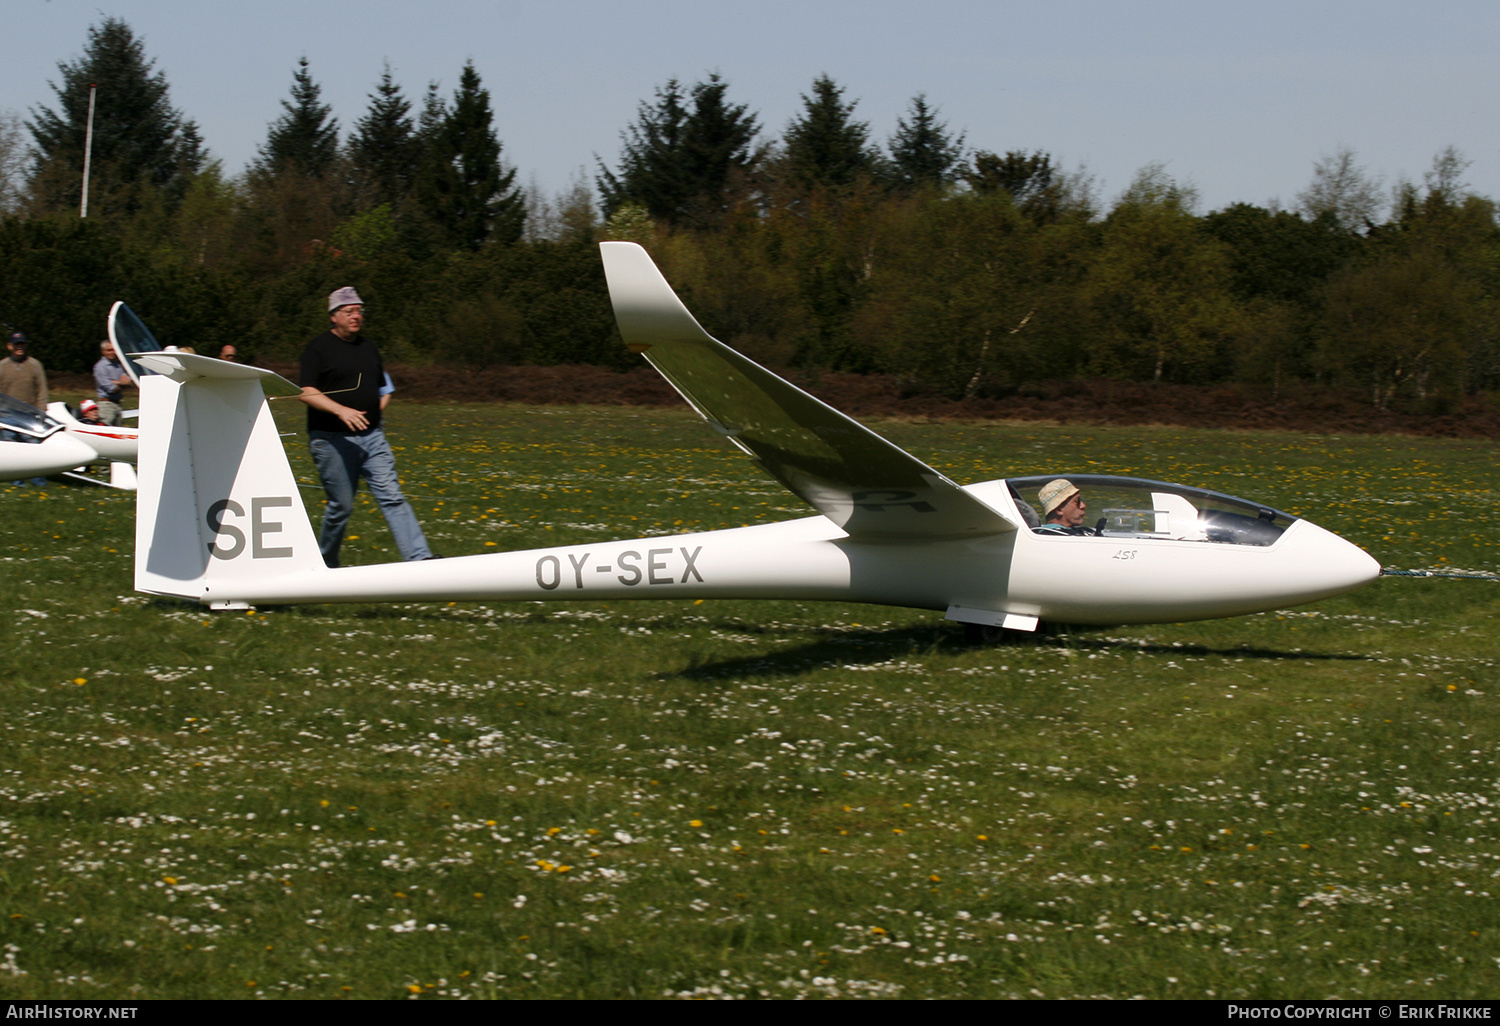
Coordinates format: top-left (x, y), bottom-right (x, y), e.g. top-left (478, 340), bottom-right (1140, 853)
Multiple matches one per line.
top-left (600, 242), bottom-right (717, 346)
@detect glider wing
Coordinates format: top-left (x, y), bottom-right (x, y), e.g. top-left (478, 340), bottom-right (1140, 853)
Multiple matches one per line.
top-left (601, 242), bottom-right (1017, 540)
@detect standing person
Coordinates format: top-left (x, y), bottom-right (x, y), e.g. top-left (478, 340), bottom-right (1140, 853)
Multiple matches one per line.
top-left (300, 287), bottom-right (433, 568)
top-left (0, 332), bottom-right (50, 485)
top-left (217, 344), bottom-right (238, 362)
top-left (0, 332), bottom-right (48, 411)
top-left (93, 341), bottom-right (132, 426)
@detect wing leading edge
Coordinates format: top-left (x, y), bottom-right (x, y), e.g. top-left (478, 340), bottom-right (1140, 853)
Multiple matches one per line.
top-left (600, 241), bottom-right (1018, 540)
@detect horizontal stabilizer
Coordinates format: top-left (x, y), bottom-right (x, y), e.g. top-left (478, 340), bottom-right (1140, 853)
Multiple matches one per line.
top-left (601, 242), bottom-right (1017, 540)
top-left (134, 351), bottom-right (303, 396)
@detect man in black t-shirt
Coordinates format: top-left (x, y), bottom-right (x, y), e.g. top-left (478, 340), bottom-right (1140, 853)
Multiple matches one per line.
top-left (299, 287), bottom-right (433, 568)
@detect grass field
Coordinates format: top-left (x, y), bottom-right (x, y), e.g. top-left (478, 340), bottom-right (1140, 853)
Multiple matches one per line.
top-left (0, 399), bottom-right (1497, 1000)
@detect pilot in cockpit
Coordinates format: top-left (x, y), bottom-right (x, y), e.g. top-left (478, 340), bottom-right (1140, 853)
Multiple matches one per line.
top-left (1035, 478), bottom-right (1092, 535)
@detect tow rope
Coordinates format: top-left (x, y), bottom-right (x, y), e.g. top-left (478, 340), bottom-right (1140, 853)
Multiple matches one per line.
top-left (1381, 568), bottom-right (1500, 581)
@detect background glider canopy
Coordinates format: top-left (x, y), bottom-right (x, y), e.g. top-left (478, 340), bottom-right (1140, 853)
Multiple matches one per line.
top-left (601, 242), bottom-right (1017, 541)
top-left (0, 393), bottom-right (63, 439)
top-left (107, 301), bottom-right (162, 389)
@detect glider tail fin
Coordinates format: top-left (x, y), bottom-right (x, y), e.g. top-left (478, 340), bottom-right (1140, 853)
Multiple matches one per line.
top-left (134, 353), bottom-right (324, 606)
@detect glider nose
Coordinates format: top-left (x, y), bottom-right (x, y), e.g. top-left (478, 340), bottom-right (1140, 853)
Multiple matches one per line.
top-left (47, 431), bottom-right (102, 467)
top-left (1331, 535), bottom-right (1382, 593)
top-left (1288, 518), bottom-right (1382, 600)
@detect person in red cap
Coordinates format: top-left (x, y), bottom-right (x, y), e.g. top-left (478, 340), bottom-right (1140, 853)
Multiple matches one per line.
top-left (298, 287), bottom-right (434, 568)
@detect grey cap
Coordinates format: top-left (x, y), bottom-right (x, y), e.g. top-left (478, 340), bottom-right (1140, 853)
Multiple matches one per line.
top-left (328, 286), bottom-right (364, 312)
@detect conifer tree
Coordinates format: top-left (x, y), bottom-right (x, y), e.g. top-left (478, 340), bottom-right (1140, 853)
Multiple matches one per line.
top-left (782, 75), bottom-right (874, 191)
top-left (677, 75), bottom-right (759, 224)
top-left (598, 74), bottom-right (759, 226)
top-left (886, 95), bottom-right (964, 190)
top-left (26, 17), bottom-right (205, 211)
top-left (598, 79), bottom-right (687, 219)
top-left (416, 82), bottom-right (448, 146)
top-left (416, 61), bottom-right (523, 249)
top-left (350, 63), bottom-right (417, 207)
top-left (965, 150), bottom-right (1063, 223)
top-left (254, 57), bottom-right (339, 180)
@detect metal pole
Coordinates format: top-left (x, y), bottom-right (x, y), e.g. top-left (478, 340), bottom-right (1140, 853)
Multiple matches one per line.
top-left (80, 84), bottom-right (97, 218)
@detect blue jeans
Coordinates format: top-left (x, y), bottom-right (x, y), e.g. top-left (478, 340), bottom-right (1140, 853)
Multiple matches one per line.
top-left (309, 429), bottom-right (432, 568)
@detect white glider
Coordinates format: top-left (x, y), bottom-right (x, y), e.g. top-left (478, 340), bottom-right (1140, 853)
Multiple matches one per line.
top-left (0, 299), bottom-right (157, 489)
top-left (41, 402), bottom-right (140, 490)
top-left (46, 402), bottom-right (139, 464)
top-left (130, 242), bottom-right (1380, 630)
top-left (0, 394), bottom-right (100, 482)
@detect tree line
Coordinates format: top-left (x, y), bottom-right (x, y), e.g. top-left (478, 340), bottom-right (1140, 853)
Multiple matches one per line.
top-left (1, 17), bottom-right (1496, 415)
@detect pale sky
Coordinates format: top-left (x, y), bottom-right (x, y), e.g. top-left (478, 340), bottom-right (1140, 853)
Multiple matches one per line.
top-left (5, 0), bottom-right (1498, 214)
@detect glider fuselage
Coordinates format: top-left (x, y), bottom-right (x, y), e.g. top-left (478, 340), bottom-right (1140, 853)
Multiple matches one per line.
top-left (183, 475), bottom-right (1377, 626)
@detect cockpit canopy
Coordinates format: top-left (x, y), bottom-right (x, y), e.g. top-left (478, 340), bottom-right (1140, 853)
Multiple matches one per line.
top-left (108, 301), bottom-right (163, 388)
top-left (1006, 473), bottom-right (1298, 547)
top-left (0, 393), bottom-right (63, 440)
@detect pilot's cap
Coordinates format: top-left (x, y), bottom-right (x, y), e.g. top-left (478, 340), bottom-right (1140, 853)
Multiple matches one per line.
top-left (1038, 478), bottom-right (1079, 517)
